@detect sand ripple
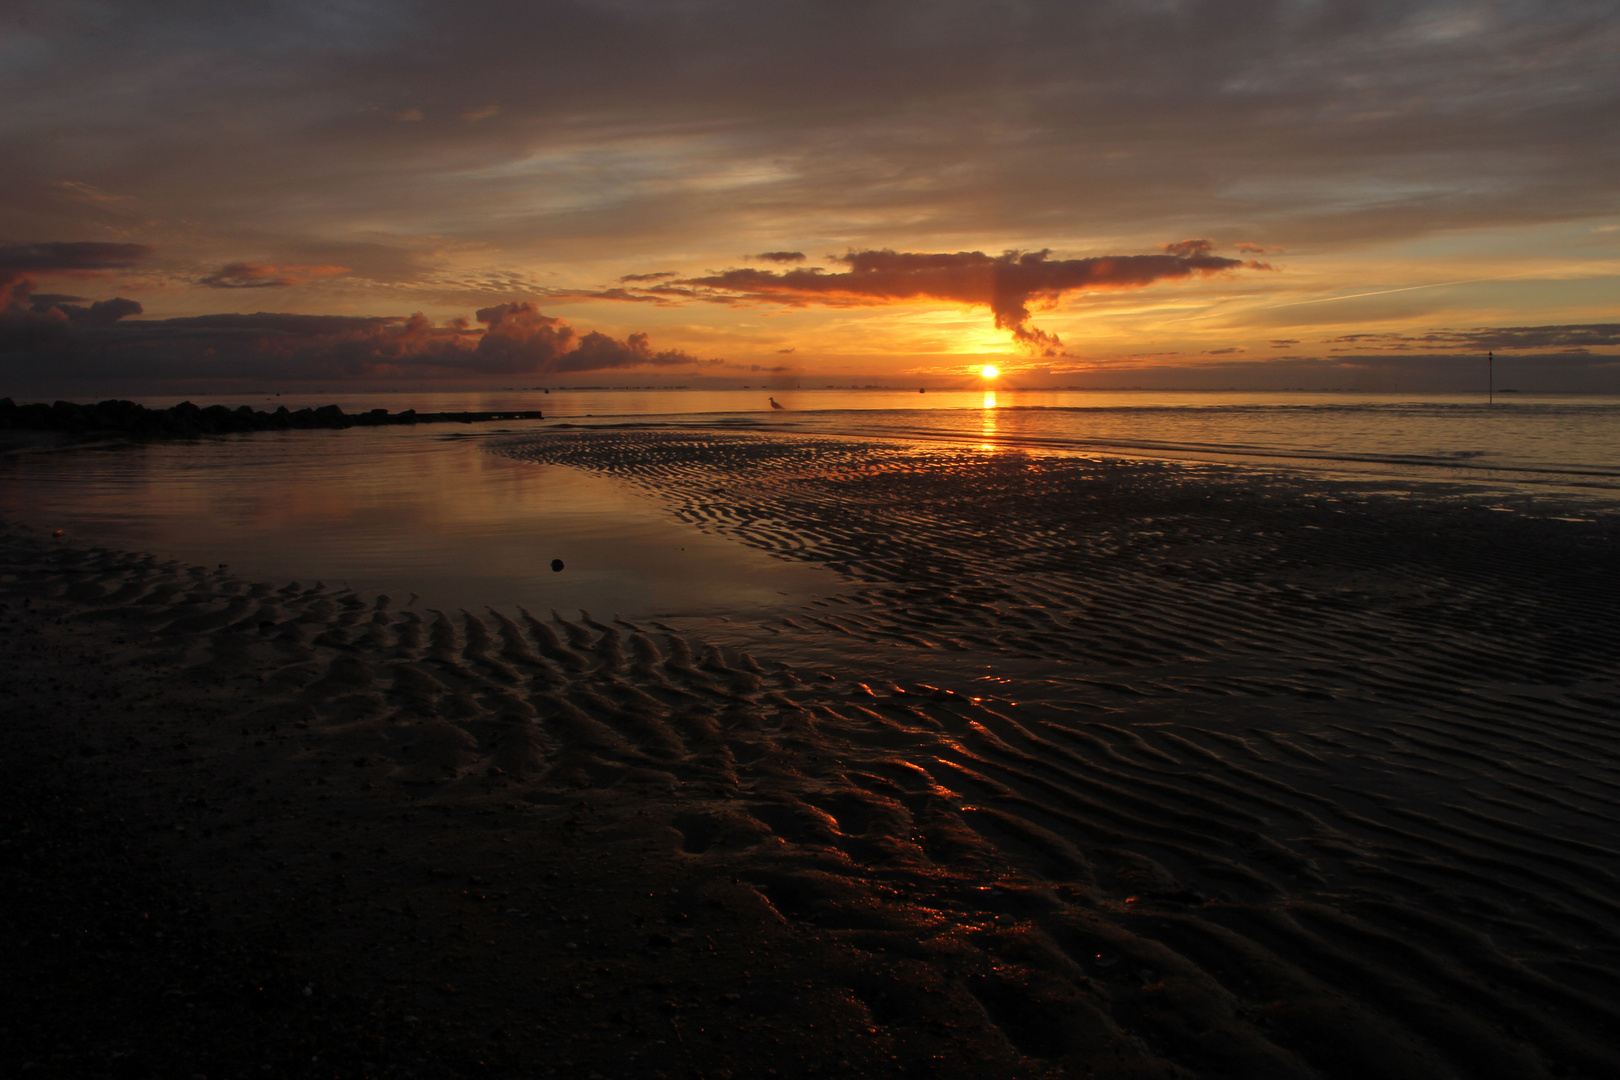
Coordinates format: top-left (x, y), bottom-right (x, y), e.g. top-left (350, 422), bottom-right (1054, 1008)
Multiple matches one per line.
top-left (9, 427), bottom-right (1620, 1078)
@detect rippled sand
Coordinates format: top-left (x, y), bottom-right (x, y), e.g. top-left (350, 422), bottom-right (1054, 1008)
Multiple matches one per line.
top-left (7, 428), bottom-right (1620, 1078)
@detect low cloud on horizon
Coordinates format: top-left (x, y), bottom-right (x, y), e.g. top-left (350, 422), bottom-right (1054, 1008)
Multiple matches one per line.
top-left (3, 280), bottom-right (706, 391)
top-left (2, 237), bottom-right (1615, 394)
top-left (1327, 325), bottom-right (1620, 352)
top-left (0, 241), bottom-right (715, 383)
top-left (993, 349), bottom-right (1620, 393)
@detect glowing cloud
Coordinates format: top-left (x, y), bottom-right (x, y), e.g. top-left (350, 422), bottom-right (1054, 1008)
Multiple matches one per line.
top-left (668, 246), bottom-right (1268, 353)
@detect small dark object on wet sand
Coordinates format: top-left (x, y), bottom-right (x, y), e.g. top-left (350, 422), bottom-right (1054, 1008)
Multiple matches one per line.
top-left (550, 558), bottom-right (565, 572)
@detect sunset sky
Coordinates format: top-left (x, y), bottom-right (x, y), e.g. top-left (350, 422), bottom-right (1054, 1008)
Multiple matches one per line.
top-left (3, 0), bottom-right (1617, 392)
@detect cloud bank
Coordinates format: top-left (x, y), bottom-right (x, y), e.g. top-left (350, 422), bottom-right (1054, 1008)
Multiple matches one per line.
top-left (1329, 325), bottom-right (1620, 352)
top-left (2, 282), bottom-right (703, 387)
top-left (0, 241), bottom-right (152, 306)
top-left (1067, 352), bottom-right (1620, 393)
top-left (0, 241), bottom-right (155, 355)
top-left (664, 246), bottom-right (1266, 352)
top-left (10, 1), bottom-right (1612, 269)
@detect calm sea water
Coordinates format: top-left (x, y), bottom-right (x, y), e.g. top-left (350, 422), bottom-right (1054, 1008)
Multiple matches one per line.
top-left (5, 390), bottom-right (1617, 617)
top-left (108, 387), bottom-right (1620, 488)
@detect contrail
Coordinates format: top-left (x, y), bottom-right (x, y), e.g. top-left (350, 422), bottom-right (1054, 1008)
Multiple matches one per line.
top-left (1271, 276), bottom-right (1504, 308)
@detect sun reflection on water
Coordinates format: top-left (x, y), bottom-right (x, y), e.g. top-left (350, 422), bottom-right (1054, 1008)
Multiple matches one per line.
top-left (980, 391), bottom-right (997, 449)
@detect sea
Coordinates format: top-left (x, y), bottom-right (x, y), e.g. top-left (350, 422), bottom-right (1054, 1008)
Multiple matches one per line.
top-left (4, 388), bottom-right (1618, 619)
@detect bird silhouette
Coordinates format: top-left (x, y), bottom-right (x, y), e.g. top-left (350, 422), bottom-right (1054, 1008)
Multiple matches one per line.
top-left (769, 396), bottom-right (785, 410)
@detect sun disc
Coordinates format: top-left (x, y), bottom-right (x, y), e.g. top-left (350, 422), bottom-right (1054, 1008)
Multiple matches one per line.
top-left (980, 365), bottom-right (1000, 379)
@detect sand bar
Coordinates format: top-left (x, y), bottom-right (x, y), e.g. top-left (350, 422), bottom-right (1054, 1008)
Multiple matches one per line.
top-left (6, 427), bottom-right (1620, 1079)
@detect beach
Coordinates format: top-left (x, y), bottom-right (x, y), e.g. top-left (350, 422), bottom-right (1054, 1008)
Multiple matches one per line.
top-left (6, 424), bottom-right (1620, 1079)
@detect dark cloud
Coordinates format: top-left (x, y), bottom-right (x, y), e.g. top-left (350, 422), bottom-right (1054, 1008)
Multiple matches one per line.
top-left (0, 241), bottom-right (151, 307)
top-left (0, 243), bottom-right (151, 353)
top-left (5, 2), bottom-right (1612, 278)
top-left (198, 262), bottom-right (350, 289)
top-left (1044, 352), bottom-right (1620, 392)
top-left (1161, 239), bottom-right (1214, 258)
top-left (1, 295), bottom-right (142, 349)
top-left (0, 295), bottom-right (702, 386)
top-left (753, 251), bottom-right (806, 263)
top-left (55, 297), bottom-right (144, 326)
top-left (343, 2), bottom-right (1615, 253)
top-left (0, 242), bottom-right (699, 385)
top-left (1328, 324), bottom-right (1620, 351)
top-left (617, 271), bottom-right (678, 283)
top-left (0, 241), bottom-right (152, 275)
top-left (675, 247), bottom-right (1267, 352)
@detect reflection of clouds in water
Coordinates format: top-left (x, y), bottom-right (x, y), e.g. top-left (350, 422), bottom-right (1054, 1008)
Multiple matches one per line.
top-left (0, 429), bottom-right (832, 615)
top-left (980, 391), bottom-right (997, 450)
top-left (40, 432), bottom-right (604, 537)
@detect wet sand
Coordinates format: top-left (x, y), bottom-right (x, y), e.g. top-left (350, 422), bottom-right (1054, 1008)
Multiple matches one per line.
top-left (6, 428), bottom-right (1620, 1079)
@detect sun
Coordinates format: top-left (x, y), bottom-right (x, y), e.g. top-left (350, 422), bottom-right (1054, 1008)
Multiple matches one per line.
top-left (980, 365), bottom-right (1000, 379)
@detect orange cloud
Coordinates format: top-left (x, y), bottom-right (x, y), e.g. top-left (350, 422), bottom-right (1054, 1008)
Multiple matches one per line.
top-left (668, 246), bottom-right (1268, 353)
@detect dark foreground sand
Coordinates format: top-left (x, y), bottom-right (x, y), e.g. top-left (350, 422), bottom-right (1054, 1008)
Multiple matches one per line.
top-left (5, 428), bottom-right (1620, 1080)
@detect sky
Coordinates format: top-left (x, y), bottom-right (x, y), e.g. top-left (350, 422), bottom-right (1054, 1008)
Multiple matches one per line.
top-left (2, 0), bottom-right (1617, 394)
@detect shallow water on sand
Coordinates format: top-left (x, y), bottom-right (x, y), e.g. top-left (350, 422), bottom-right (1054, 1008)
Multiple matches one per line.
top-left (7, 419), bottom-right (1620, 1078)
top-left (110, 388), bottom-right (1620, 496)
top-left (6, 390), bottom-right (1620, 622)
top-left (0, 425), bottom-right (836, 618)
top-left (15, 426), bottom-right (1618, 1080)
